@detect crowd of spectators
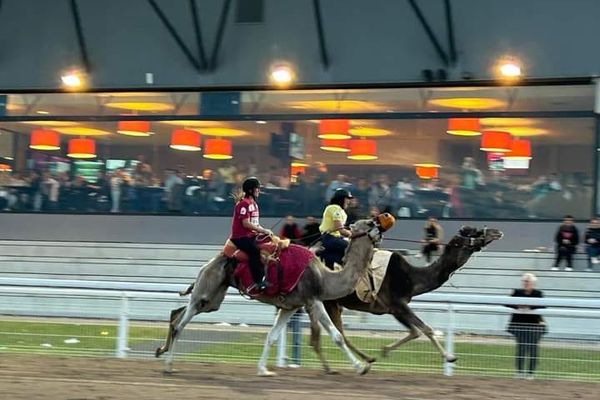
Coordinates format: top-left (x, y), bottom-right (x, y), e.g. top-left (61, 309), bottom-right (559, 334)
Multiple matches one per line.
top-left (0, 155), bottom-right (593, 221)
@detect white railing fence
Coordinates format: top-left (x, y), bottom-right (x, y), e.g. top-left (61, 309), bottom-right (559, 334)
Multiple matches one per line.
top-left (1, 278), bottom-right (599, 381)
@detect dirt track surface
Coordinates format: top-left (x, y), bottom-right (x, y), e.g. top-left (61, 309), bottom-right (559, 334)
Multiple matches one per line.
top-left (0, 355), bottom-right (597, 400)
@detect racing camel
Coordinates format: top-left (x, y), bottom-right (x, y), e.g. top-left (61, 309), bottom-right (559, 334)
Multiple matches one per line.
top-left (309, 226), bottom-right (503, 373)
top-left (155, 214), bottom-right (396, 377)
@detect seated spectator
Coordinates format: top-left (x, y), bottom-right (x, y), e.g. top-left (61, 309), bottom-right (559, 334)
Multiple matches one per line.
top-left (279, 215), bottom-right (302, 243)
top-left (552, 215), bottom-right (579, 271)
top-left (300, 216), bottom-right (321, 247)
top-left (418, 216), bottom-right (443, 262)
top-left (584, 217), bottom-right (600, 271)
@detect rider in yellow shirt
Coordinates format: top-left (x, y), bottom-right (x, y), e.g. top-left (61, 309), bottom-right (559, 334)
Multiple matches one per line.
top-left (319, 188), bottom-right (353, 269)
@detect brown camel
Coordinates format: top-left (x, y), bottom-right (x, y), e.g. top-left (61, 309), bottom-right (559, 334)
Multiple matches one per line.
top-left (155, 217), bottom-right (394, 377)
top-left (309, 225), bottom-right (503, 373)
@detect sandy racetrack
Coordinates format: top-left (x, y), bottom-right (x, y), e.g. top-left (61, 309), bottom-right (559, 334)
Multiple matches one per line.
top-left (0, 354), bottom-right (597, 400)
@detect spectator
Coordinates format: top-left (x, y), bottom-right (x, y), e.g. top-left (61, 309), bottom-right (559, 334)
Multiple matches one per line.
top-left (325, 174), bottom-right (351, 201)
top-left (461, 157), bottom-right (484, 189)
top-left (507, 273), bottom-right (546, 380)
top-left (584, 217), bottom-right (600, 271)
top-left (110, 169), bottom-right (124, 213)
top-left (368, 174), bottom-right (392, 212)
top-left (419, 216), bottom-right (443, 262)
top-left (41, 171), bottom-right (60, 212)
top-left (300, 216), bottom-right (321, 247)
top-left (552, 215), bottom-right (579, 271)
top-left (279, 215), bottom-right (302, 243)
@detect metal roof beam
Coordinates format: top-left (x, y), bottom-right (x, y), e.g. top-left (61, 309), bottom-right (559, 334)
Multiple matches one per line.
top-left (189, 0), bottom-right (208, 71)
top-left (69, 0), bottom-right (91, 73)
top-left (407, 0), bottom-right (449, 67)
top-left (312, 0), bottom-right (330, 69)
top-left (208, 0), bottom-right (232, 72)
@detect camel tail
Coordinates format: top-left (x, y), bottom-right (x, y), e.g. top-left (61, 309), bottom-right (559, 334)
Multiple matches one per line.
top-left (178, 283), bottom-right (195, 297)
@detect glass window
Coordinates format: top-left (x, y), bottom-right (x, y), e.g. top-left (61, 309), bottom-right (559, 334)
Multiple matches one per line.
top-left (0, 85), bottom-right (595, 220)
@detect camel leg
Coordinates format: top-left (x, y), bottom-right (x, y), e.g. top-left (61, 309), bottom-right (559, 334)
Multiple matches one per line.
top-left (311, 300), bottom-right (370, 375)
top-left (155, 306), bottom-right (186, 359)
top-left (384, 302), bottom-right (456, 363)
top-left (325, 301), bottom-right (376, 364)
top-left (162, 303), bottom-right (200, 373)
top-left (306, 304), bottom-right (336, 375)
top-left (381, 310), bottom-right (421, 358)
top-left (257, 307), bottom-right (299, 377)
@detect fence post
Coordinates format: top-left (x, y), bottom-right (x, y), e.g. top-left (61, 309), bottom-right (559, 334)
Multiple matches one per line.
top-left (444, 303), bottom-right (455, 377)
top-left (116, 292), bottom-right (129, 358)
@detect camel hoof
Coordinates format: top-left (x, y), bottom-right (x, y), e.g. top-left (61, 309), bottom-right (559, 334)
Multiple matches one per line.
top-left (155, 346), bottom-right (164, 358)
top-left (357, 362), bottom-right (371, 376)
top-left (366, 357), bottom-right (377, 364)
top-left (257, 368), bottom-right (277, 377)
top-left (445, 353), bottom-right (458, 363)
top-left (324, 369), bottom-right (340, 375)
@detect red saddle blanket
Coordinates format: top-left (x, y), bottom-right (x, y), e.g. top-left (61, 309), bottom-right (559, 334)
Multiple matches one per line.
top-left (233, 244), bottom-right (314, 297)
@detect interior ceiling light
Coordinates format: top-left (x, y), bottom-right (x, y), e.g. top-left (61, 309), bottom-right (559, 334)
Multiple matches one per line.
top-left (320, 139), bottom-right (350, 152)
top-left (67, 138), bottom-right (96, 158)
top-left (496, 57), bottom-right (523, 80)
top-left (503, 139), bottom-right (532, 160)
top-left (348, 127), bottom-right (391, 137)
top-left (287, 100), bottom-right (384, 112)
top-left (159, 120), bottom-right (220, 127)
top-left (36, 110), bottom-right (49, 115)
top-left (170, 129), bottom-right (201, 151)
top-left (117, 121), bottom-right (151, 136)
top-left (446, 118), bottom-right (481, 136)
top-left (29, 129), bottom-right (60, 151)
top-left (428, 97), bottom-right (506, 110)
top-left (480, 131), bottom-right (512, 152)
top-left (203, 138), bottom-right (233, 160)
top-left (21, 121), bottom-right (79, 127)
top-left (5, 103), bottom-right (24, 111)
top-left (490, 126), bottom-right (548, 137)
top-left (290, 161), bottom-right (309, 167)
top-left (347, 139), bottom-right (378, 161)
top-left (104, 102), bottom-right (173, 111)
top-left (481, 118), bottom-right (538, 126)
top-left (414, 164), bottom-right (440, 180)
top-left (318, 119), bottom-right (351, 139)
top-left (54, 126), bottom-right (111, 136)
top-left (195, 127), bottom-right (247, 137)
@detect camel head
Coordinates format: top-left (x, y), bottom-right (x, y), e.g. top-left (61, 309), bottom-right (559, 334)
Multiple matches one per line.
top-left (447, 226), bottom-right (503, 256)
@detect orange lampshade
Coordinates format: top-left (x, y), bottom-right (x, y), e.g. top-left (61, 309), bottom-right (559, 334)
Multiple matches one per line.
top-left (447, 118), bottom-right (481, 136)
top-left (30, 129), bottom-right (60, 150)
top-left (67, 138), bottom-right (96, 158)
top-left (0, 163), bottom-right (12, 172)
top-left (415, 165), bottom-right (439, 180)
top-left (480, 131), bottom-right (512, 152)
top-left (319, 139), bottom-right (350, 152)
top-left (318, 119), bottom-right (351, 139)
top-left (117, 120), bottom-right (151, 136)
top-left (290, 165), bottom-right (306, 176)
top-left (203, 138), bottom-right (232, 159)
top-left (503, 138), bottom-right (532, 160)
top-left (170, 129), bottom-right (201, 151)
top-left (347, 139), bottom-right (378, 160)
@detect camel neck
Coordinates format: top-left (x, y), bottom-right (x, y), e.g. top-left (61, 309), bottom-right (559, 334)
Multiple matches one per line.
top-left (320, 236), bottom-right (373, 300)
top-left (411, 242), bottom-right (471, 297)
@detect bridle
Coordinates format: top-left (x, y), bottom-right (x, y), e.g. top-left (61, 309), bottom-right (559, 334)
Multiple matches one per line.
top-left (349, 221), bottom-right (384, 244)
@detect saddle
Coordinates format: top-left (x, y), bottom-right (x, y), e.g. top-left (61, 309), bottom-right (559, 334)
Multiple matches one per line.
top-left (225, 236), bottom-right (313, 297)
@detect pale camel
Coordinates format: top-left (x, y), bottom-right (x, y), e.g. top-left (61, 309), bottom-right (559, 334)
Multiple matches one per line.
top-left (309, 226), bottom-right (503, 373)
top-left (155, 218), bottom-right (390, 377)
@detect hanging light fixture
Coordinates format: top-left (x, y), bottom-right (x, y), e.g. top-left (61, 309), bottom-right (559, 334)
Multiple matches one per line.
top-left (290, 165), bottom-right (306, 176)
top-left (67, 138), bottom-right (96, 158)
top-left (319, 139), bottom-right (350, 152)
top-left (170, 129), bottom-right (201, 151)
top-left (347, 139), bottom-right (378, 160)
top-left (117, 120), bottom-right (151, 136)
top-left (415, 163), bottom-right (440, 180)
top-left (503, 158), bottom-right (530, 169)
top-left (447, 118), bottom-right (481, 136)
top-left (318, 119), bottom-right (351, 139)
top-left (503, 138), bottom-right (532, 160)
top-left (203, 138), bottom-right (233, 159)
top-left (480, 131), bottom-right (512, 152)
top-left (29, 129), bottom-right (60, 150)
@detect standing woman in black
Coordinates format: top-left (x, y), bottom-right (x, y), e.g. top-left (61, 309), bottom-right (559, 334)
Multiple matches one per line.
top-left (507, 273), bottom-right (547, 380)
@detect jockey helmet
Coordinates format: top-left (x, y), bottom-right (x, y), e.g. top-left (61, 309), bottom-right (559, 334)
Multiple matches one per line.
top-left (242, 177), bottom-right (261, 197)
